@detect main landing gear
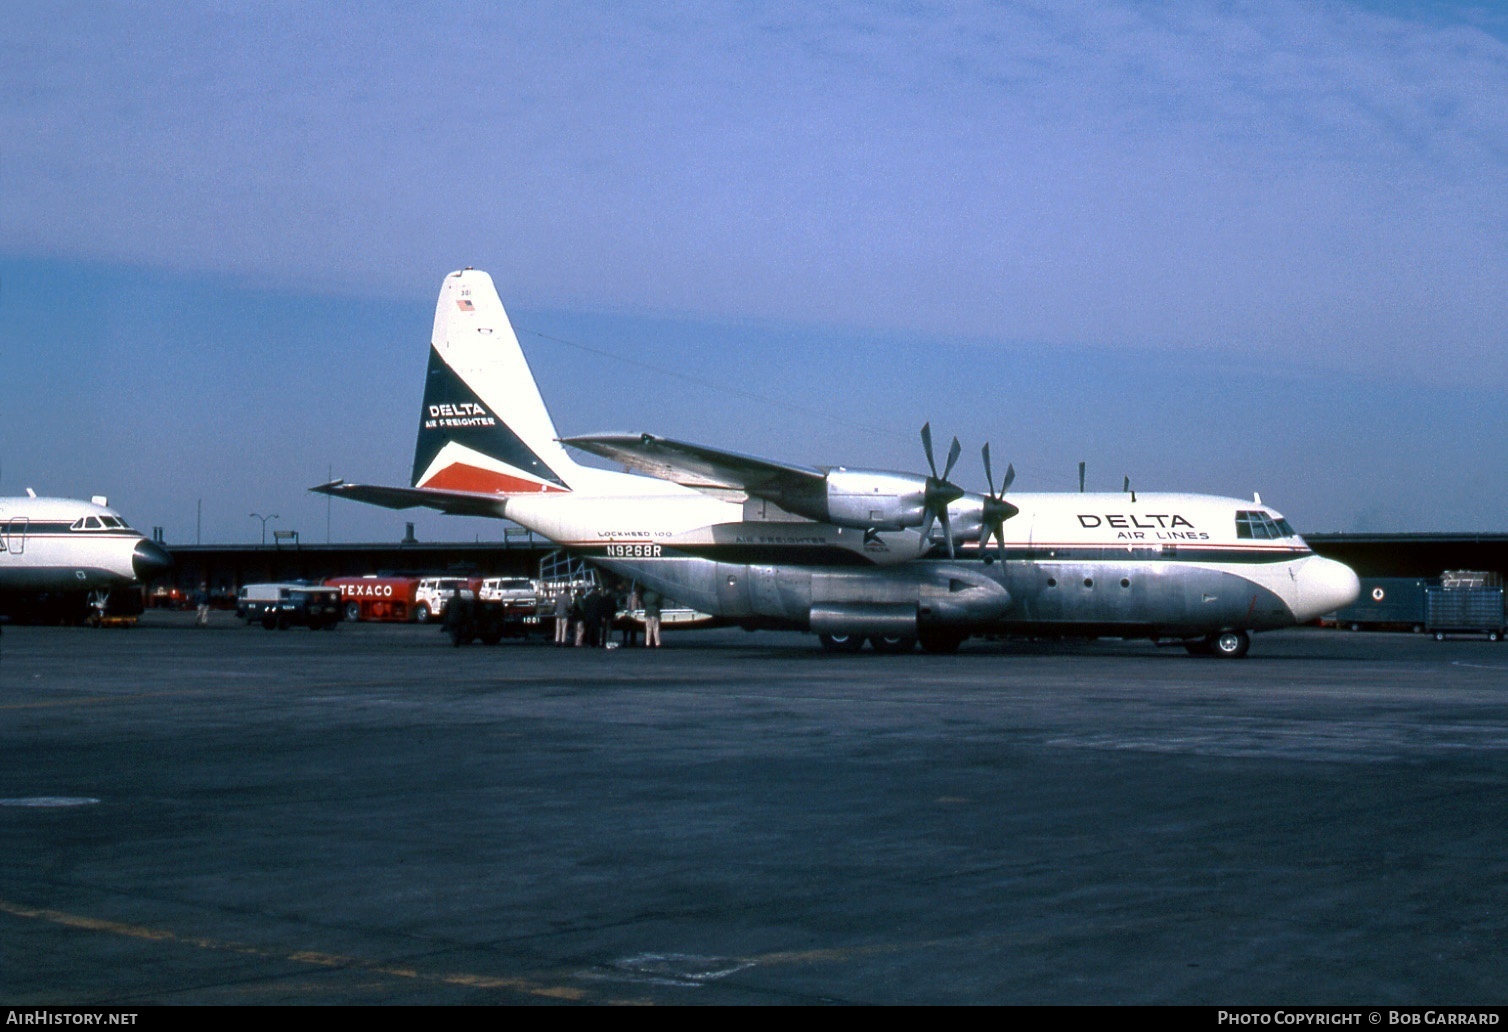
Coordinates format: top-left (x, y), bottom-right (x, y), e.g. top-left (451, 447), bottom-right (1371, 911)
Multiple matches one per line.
top-left (816, 631), bottom-right (924, 654)
top-left (818, 632), bottom-right (865, 653)
top-left (817, 630), bottom-right (966, 654)
top-left (870, 633), bottom-right (918, 655)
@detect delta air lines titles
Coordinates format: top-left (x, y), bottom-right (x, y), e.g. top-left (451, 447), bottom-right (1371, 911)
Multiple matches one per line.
top-left (1077, 512), bottom-right (1210, 542)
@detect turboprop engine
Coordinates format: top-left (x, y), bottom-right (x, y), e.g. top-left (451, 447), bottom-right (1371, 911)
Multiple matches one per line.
top-left (776, 423), bottom-right (971, 543)
top-left (777, 467), bottom-right (938, 531)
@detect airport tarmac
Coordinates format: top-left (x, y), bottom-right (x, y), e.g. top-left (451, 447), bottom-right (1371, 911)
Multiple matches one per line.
top-left (1, 614), bottom-right (1506, 1005)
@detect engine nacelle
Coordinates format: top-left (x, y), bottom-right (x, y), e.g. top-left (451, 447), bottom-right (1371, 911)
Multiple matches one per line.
top-left (933, 496), bottom-right (986, 545)
top-left (773, 468), bottom-right (932, 531)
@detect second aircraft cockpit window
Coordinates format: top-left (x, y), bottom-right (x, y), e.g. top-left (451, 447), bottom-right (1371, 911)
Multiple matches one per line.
top-left (69, 515), bottom-right (127, 531)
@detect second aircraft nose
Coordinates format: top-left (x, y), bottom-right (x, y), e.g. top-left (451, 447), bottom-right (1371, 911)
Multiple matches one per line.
top-left (132, 539), bottom-right (175, 580)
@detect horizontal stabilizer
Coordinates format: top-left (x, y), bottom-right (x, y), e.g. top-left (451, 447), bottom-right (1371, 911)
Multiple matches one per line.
top-left (310, 479), bottom-right (508, 518)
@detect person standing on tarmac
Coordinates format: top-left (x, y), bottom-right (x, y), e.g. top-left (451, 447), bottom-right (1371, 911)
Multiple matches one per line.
top-left (553, 590), bottom-right (571, 646)
top-left (194, 583), bottom-right (212, 628)
top-left (599, 586), bottom-right (617, 647)
top-left (622, 585), bottom-right (641, 646)
top-left (572, 588), bottom-right (588, 647)
top-left (585, 585), bottom-right (608, 647)
top-left (642, 587), bottom-right (662, 648)
top-left (443, 584), bottom-right (471, 640)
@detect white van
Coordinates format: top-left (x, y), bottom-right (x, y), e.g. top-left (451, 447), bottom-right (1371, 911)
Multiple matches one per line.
top-left (413, 577), bottom-right (474, 623)
top-left (236, 582), bottom-right (342, 630)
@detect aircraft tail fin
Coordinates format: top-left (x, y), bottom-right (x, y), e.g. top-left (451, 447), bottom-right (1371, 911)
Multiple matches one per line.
top-left (410, 269), bottom-right (580, 495)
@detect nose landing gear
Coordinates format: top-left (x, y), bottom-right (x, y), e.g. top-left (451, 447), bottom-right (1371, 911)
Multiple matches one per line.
top-left (1185, 629), bottom-right (1250, 659)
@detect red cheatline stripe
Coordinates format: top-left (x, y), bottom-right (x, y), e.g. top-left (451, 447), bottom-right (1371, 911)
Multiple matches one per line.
top-left (419, 463), bottom-right (568, 495)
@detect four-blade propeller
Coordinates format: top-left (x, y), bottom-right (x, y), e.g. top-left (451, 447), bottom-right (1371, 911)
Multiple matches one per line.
top-left (980, 442), bottom-right (1019, 562)
top-left (918, 422), bottom-right (966, 558)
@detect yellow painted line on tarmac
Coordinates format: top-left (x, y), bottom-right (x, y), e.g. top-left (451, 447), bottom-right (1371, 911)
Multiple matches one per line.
top-left (742, 940), bottom-right (922, 967)
top-left (1, 897), bottom-right (1019, 999)
top-left (734, 924), bottom-right (1079, 973)
top-left (0, 898), bottom-right (623, 1004)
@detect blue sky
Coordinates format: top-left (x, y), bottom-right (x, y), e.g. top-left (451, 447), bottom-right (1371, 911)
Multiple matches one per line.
top-left (2, 1), bottom-right (1505, 543)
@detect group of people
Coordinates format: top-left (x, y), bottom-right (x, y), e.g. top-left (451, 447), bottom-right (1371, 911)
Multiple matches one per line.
top-left (551, 582), bottom-right (664, 648)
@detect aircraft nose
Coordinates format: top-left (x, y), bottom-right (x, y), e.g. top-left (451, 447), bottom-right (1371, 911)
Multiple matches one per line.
top-left (1292, 556), bottom-right (1361, 623)
top-left (133, 539), bottom-right (174, 580)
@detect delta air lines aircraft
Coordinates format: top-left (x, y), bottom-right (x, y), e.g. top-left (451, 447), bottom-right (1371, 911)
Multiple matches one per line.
top-left (315, 269), bottom-right (1359, 657)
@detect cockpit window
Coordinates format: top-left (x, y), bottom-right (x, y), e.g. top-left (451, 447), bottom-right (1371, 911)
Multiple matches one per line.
top-left (1236, 510), bottom-right (1291, 539)
top-left (69, 515), bottom-right (123, 531)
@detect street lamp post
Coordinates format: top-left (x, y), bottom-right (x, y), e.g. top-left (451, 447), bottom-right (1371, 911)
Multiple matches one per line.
top-left (249, 512), bottom-right (280, 546)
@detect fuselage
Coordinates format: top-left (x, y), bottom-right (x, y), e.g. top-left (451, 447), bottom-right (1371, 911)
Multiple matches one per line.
top-left (0, 496), bottom-right (173, 593)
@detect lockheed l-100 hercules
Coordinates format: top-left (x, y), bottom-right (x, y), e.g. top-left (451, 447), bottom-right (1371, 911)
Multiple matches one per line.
top-left (315, 269), bottom-right (1359, 657)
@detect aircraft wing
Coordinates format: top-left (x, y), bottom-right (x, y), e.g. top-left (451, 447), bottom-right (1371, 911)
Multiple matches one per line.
top-left (561, 433), bottom-right (826, 497)
top-left (309, 480), bottom-right (508, 518)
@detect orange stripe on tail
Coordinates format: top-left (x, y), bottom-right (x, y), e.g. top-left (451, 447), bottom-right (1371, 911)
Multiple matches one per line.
top-left (420, 463), bottom-right (570, 495)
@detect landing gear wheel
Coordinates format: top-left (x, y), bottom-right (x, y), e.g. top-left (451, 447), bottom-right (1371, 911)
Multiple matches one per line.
top-left (870, 633), bottom-right (917, 654)
top-left (917, 629), bottom-right (965, 654)
top-left (819, 632), bottom-right (865, 653)
top-left (1208, 629), bottom-right (1250, 659)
